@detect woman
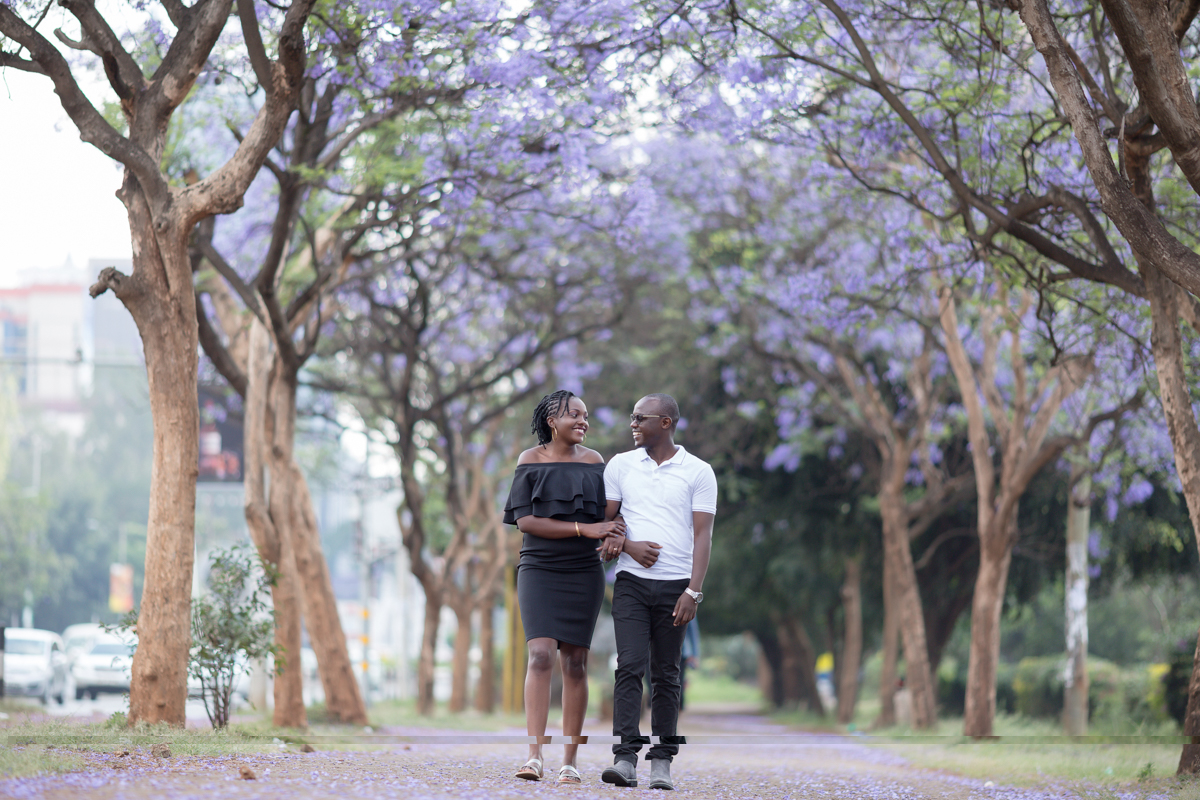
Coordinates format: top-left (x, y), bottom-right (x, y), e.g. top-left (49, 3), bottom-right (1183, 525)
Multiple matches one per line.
top-left (503, 389), bottom-right (626, 784)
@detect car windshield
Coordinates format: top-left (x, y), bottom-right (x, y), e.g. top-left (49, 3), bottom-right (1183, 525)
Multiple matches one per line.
top-left (65, 636), bottom-right (93, 650)
top-left (89, 643), bottom-right (133, 657)
top-left (6, 638), bottom-right (48, 656)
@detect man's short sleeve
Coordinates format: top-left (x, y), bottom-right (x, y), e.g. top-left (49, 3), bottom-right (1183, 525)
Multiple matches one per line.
top-left (603, 455), bottom-right (624, 502)
top-left (691, 464), bottom-right (718, 514)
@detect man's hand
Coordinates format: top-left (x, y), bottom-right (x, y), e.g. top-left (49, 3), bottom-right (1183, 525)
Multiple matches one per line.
top-left (622, 539), bottom-right (662, 568)
top-left (672, 592), bottom-right (698, 626)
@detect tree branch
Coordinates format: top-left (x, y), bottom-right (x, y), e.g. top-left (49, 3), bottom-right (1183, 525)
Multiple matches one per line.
top-left (196, 293), bottom-right (250, 396)
top-left (1018, 0), bottom-right (1200, 297)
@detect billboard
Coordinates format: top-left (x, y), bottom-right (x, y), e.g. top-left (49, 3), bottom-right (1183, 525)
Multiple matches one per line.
top-left (198, 383), bottom-right (243, 482)
top-left (109, 563), bottom-right (134, 613)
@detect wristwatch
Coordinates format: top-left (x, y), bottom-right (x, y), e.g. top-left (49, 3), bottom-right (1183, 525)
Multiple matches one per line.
top-left (684, 588), bottom-right (703, 604)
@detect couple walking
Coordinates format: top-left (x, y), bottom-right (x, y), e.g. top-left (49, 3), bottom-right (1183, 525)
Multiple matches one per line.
top-left (502, 390), bottom-right (717, 789)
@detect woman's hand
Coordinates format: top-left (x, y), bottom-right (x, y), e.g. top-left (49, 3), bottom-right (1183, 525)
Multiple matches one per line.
top-left (582, 519), bottom-right (626, 539)
top-left (596, 532), bottom-right (626, 560)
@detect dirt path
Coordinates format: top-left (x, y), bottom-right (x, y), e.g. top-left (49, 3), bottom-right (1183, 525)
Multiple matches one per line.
top-left (0, 710), bottom-right (1144, 800)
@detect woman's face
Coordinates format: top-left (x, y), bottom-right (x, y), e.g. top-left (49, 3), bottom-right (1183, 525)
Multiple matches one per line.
top-left (548, 397), bottom-right (589, 445)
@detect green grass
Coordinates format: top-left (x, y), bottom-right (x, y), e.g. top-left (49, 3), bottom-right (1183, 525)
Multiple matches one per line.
top-left (883, 714), bottom-right (1180, 786)
top-left (359, 699), bottom-right (527, 731)
top-left (685, 672), bottom-right (765, 708)
top-left (771, 705), bottom-right (1193, 791)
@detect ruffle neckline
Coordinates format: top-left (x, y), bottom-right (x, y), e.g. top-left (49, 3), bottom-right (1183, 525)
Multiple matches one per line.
top-left (503, 462), bottom-right (606, 524)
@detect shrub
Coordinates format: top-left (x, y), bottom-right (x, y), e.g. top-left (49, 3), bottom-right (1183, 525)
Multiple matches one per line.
top-left (190, 545), bottom-right (279, 729)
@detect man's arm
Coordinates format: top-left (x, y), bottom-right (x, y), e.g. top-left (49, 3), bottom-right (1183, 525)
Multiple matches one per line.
top-left (672, 511), bottom-right (714, 626)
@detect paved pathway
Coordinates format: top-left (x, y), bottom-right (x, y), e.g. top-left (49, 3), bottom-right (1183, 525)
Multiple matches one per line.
top-left (0, 709), bottom-right (1155, 800)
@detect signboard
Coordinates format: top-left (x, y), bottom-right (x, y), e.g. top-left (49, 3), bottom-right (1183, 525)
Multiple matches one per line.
top-left (198, 383), bottom-right (243, 482)
top-left (109, 563), bottom-right (134, 614)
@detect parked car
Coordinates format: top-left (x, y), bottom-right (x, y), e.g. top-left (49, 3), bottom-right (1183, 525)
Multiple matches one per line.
top-left (72, 634), bottom-right (135, 700)
top-left (62, 623), bottom-right (106, 663)
top-left (3, 628), bottom-right (69, 704)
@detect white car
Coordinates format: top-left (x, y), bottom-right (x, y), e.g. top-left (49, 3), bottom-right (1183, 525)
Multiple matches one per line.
top-left (4, 628), bottom-right (70, 704)
top-left (62, 623), bottom-right (106, 659)
top-left (72, 634), bottom-right (135, 700)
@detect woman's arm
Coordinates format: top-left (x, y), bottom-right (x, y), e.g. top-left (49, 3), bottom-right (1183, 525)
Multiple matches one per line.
top-left (516, 516), bottom-right (626, 540)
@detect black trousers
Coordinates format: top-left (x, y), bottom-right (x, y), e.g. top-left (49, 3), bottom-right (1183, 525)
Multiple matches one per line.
top-left (611, 571), bottom-right (690, 764)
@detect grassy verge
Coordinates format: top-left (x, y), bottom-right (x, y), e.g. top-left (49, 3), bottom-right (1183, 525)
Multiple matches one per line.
top-left (876, 715), bottom-right (1182, 785)
top-left (772, 702), bottom-right (1196, 795)
top-left (354, 699), bottom-right (527, 731)
top-left (0, 704), bottom-right (306, 779)
top-left (685, 672), bottom-right (764, 708)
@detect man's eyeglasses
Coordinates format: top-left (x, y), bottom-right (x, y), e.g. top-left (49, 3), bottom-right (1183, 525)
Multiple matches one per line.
top-left (629, 413), bottom-right (668, 425)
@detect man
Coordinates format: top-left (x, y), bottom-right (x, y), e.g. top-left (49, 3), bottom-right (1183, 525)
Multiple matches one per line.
top-left (601, 393), bottom-right (716, 790)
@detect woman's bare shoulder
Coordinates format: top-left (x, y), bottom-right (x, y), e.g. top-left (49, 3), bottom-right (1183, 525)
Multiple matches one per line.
top-left (517, 447), bottom-right (546, 465)
top-left (578, 447), bottom-right (604, 464)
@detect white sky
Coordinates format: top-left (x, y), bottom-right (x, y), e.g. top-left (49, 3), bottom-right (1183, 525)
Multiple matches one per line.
top-left (0, 69), bottom-right (132, 287)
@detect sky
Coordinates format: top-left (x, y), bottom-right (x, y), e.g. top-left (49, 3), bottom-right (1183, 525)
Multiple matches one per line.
top-left (0, 69), bottom-right (132, 287)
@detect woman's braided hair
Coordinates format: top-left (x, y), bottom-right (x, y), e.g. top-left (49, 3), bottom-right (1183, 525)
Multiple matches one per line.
top-left (530, 390), bottom-right (576, 447)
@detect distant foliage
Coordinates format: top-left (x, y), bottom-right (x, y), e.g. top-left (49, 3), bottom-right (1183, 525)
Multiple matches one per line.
top-left (190, 546), bottom-right (279, 729)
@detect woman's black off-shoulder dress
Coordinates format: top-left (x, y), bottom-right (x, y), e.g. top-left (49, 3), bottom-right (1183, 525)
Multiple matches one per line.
top-left (502, 462), bottom-right (606, 648)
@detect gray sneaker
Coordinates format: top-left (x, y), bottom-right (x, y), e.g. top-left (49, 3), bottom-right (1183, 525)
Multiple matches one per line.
top-left (648, 758), bottom-right (674, 790)
top-left (601, 760), bottom-right (638, 787)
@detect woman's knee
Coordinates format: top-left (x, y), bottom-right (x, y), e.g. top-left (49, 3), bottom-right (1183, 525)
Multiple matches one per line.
top-left (560, 648), bottom-right (589, 680)
top-left (527, 643), bottom-right (556, 674)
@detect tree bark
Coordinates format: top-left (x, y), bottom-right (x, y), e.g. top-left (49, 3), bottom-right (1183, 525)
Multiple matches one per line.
top-left (962, 521), bottom-right (1016, 737)
top-left (448, 593), bottom-right (473, 713)
top-left (1063, 465), bottom-right (1091, 736)
top-left (876, 557), bottom-right (899, 727)
top-left (879, 472), bottom-right (937, 728)
top-left (121, 211), bottom-right (198, 727)
top-left (755, 631), bottom-right (785, 708)
top-left (243, 322), bottom-right (306, 727)
top-left (475, 591), bottom-right (497, 713)
top-left (416, 584), bottom-right (443, 715)
top-left (776, 620), bottom-right (802, 709)
top-left (837, 556), bottom-right (863, 725)
top-left (1143, 265), bottom-right (1200, 772)
top-left (270, 374), bottom-right (368, 724)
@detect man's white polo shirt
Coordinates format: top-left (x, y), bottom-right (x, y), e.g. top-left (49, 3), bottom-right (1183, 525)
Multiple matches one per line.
top-left (604, 445), bottom-right (717, 581)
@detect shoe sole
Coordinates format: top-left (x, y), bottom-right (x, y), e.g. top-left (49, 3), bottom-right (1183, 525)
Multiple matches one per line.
top-left (601, 768), bottom-right (637, 787)
top-left (648, 781), bottom-right (675, 790)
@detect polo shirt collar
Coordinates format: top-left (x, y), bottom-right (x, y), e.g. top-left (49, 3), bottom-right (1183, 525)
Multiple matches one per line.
top-left (638, 445), bottom-right (688, 465)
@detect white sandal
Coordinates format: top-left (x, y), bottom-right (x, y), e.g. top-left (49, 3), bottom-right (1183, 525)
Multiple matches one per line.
top-left (516, 757), bottom-right (544, 781)
top-left (557, 764), bottom-right (582, 784)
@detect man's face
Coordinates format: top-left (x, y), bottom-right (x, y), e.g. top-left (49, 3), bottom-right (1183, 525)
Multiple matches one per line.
top-left (629, 396), bottom-right (670, 449)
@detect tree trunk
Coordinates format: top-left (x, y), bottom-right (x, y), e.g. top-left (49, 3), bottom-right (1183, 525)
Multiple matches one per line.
top-left (1143, 265), bottom-right (1200, 773)
top-left (755, 631), bottom-right (785, 708)
top-left (475, 589), bottom-right (496, 713)
top-left (1114, 152), bottom-right (1200, 773)
top-left (448, 593), bottom-right (473, 713)
top-left (837, 556), bottom-right (863, 725)
top-left (786, 618), bottom-right (825, 716)
top-left (879, 475), bottom-right (937, 728)
top-left (242, 322), bottom-right (306, 727)
top-left (1063, 466), bottom-right (1090, 736)
top-left (270, 374), bottom-right (367, 724)
top-left (775, 621), bottom-right (802, 709)
top-left (876, 556), bottom-right (899, 727)
top-left (962, 522), bottom-right (1016, 737)
top-left (416, 586), bottom-right (442, 715)
top-left (122, 216), bottom-right (198, 727)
